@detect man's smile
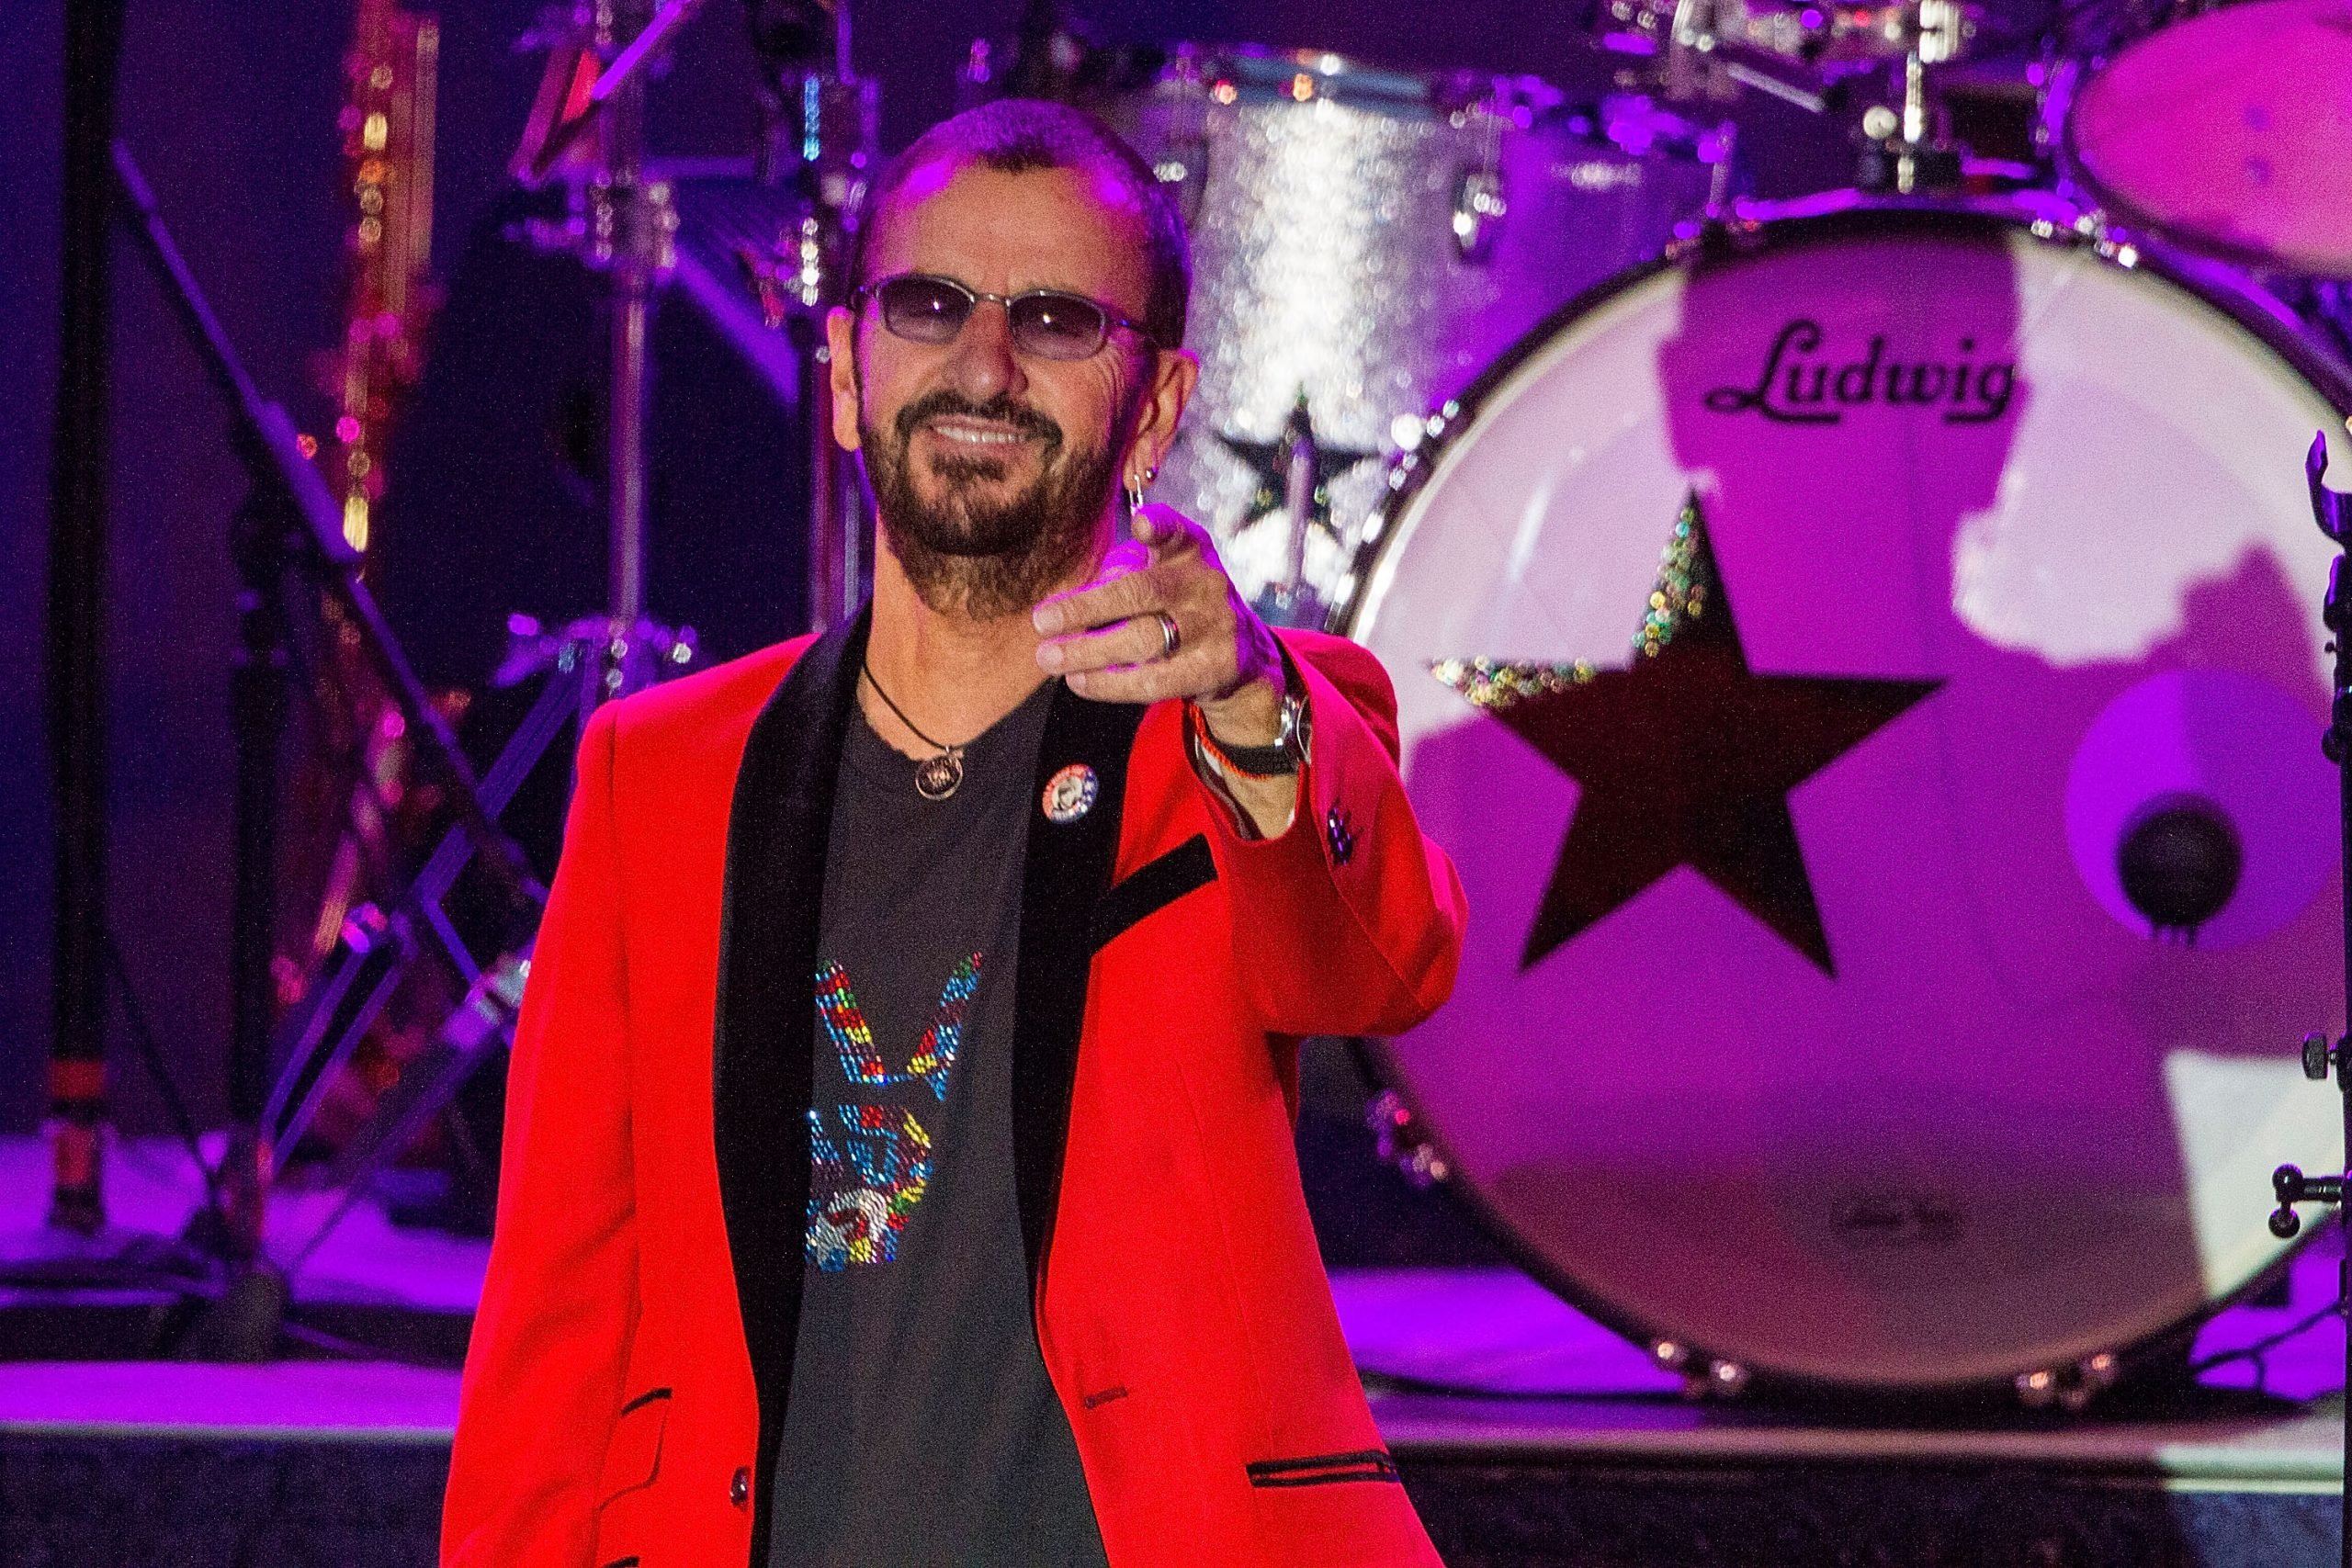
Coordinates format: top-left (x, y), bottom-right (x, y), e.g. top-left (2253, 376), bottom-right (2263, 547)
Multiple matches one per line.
top-left (922, 415), bottom-right (1038, 449)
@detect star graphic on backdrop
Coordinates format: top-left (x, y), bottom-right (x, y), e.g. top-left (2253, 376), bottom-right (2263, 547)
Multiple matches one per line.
top-left (1215, 390), bottom-right (1381, 537)
top-left (1431, 492), bottom-right (1941, 975)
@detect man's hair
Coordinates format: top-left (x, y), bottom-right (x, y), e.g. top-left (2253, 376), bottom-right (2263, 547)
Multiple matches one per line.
top-left (849, 98), bottom-right (1192, 352)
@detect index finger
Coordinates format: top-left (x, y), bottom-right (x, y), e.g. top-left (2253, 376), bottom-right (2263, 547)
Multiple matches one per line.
top-left (1034, 558), bottom-right (1167, 636)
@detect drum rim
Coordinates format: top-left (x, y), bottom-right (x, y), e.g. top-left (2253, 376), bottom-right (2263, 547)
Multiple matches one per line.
top-left (2056, 0), bottom-right (2352, 279)
top-left (1340, 192), bottom-right (2352, 1394)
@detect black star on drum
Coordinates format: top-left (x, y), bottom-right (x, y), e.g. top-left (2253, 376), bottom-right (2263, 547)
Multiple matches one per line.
top-left (1433, 491), bottom-right (1942, 975)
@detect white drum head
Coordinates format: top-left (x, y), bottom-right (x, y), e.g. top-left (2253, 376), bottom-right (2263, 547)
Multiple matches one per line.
top-left (1351, 203), bottom-right (2352, 1389)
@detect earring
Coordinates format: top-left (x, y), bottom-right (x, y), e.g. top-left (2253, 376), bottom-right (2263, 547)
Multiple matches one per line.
top-left (1125, 465), bottom-right (1155, 515)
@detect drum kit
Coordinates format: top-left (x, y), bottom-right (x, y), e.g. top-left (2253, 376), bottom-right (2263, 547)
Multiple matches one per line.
top-left (75, 0), bottom-right (2349, 1402)
top-left (1093, 4), bottom-right (2352, 1404)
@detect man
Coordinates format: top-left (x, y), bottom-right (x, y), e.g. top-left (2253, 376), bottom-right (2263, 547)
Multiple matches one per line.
top-left (442, 100), bottom-right (1466, 1568)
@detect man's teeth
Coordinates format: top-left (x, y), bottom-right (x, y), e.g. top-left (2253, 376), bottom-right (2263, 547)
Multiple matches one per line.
top-left (934, 425), bottom-right (1025, 446)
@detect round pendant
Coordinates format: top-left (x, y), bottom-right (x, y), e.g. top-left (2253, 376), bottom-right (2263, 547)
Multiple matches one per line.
top-left (914, 749), bottom-right (964, 801)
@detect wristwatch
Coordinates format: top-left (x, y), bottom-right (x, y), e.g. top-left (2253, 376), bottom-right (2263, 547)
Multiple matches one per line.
top-left (1197, 682), bottom-right (1311, 778)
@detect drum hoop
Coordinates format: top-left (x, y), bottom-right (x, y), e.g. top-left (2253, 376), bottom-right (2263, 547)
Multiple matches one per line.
top-left (1345, 193), bottom-right (2352, 648)
top-left (1339, 193), bottom-right (2352, 1394)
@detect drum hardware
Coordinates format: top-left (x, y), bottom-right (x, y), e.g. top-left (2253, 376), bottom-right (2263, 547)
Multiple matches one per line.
top-left (1145, 48), bottom-right (1211, 227)
top-left (512, 0), bottom-right (703, 666)
top-left (99, 143), bottom-right (538, 1355)
top-left (258, 617), bottom-right (673, 1174)
top-left (257, 615), bottom-right (693, 1258)
top-left (282, 947), bottom-right (536, 1275)
top-left (2265, 430), bottom-right (2352, 1568)
top-left (1602, 0), bottom-right (1980, 97)
top-left (1447, 81), bottom-right (1543, 264)
top-left (1850, 2), bottom-right (1971, 193)
top-left (1241, 393), bottom-right (1375, 631)
top-left (255, 0), bottom-right (722, 1253)
top-left (741, 0), bottom-right (879, 630)
top-left (2012, 1353), bottom-right (2123, 1411)
top-left (1601, 0), bottom-right (1976, 192)
top-left (1647, 1339), bottom-right (1755, 1399)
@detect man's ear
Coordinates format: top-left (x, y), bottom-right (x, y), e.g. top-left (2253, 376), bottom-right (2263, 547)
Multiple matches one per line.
top-left (827, 305), bottom-right (861, 452)
top-left (1125, 345), bottom-right (1200, 479)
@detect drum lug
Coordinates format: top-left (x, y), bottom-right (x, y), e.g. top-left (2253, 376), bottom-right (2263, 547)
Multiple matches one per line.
top-left (1452, 164), bottom-right (1506, 264)
top-left (1702, 1358), bottom-right (1750, 1397)
top-left (2014, 1351), bottom-right (2120, 1411)
top-left (1652, 1339), bottom-right (1750, 1400)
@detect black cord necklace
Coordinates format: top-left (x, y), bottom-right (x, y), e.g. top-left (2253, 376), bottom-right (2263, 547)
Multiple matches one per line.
top-left (861, 660), bottom-right (966, 800)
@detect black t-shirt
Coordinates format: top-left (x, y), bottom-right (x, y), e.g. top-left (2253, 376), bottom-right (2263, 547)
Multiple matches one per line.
top-left (767, 680), bottom-right (1109, 1568)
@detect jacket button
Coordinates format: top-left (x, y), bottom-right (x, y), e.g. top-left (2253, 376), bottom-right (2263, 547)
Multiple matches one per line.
top-left (730, 1466), bottom-right (751, 1506)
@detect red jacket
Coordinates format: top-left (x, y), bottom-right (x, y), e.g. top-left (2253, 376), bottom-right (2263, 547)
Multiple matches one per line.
top-left (442, 616), bottom-right (1467, 1568)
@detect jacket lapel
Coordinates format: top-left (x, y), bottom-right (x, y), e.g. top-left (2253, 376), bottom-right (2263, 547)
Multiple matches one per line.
top-left (711, 606), bottom-right (865, 1561)
top-left (1012, 684), bottom-right (1148, 1289)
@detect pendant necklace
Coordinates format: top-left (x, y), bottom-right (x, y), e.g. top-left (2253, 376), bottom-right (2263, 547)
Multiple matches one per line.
top-left (861, 660), bottom-right (966, 800)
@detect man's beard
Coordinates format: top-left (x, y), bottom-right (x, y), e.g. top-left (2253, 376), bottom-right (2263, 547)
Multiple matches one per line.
top-left (863, 389), bottom-right (1125, 621)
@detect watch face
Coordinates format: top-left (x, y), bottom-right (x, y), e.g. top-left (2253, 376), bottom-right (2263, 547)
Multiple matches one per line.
top-left (1283, 693), bottom-right (1311, 760)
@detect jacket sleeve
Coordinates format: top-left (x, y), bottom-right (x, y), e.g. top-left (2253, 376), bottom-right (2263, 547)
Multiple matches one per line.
top-left (443, 705), bottom-right (638, 1568)
top-left (1200, 629), bottom-right (1467, 1037)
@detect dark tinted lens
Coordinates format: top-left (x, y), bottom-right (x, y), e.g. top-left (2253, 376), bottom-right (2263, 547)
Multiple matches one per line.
top-left (1008, 291), bottom-right (1110, 359)
top-left (876, 276), bottom-right (974, 343)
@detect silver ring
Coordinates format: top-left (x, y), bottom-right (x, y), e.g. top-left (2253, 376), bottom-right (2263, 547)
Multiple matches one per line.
top-left (1153, 611), bottom-right (1181, 659)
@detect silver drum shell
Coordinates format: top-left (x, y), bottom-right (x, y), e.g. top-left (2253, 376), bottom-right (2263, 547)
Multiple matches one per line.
top-left (1108, 49), bottom-right (1724, 617)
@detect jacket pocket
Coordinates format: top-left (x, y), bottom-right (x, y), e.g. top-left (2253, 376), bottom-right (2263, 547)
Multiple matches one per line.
top-left (595, 1387), bottom-right (672, 1507)
top-left (1245, 1448), bottom-right (1401, 1488)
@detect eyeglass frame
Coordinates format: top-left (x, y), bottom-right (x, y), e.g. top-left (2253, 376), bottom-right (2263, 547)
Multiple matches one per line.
top-left (849, 271), bottom-right (1159, 360)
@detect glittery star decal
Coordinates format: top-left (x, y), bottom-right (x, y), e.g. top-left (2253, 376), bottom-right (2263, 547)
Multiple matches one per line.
top-left (1432, 492), bottom-right (1940, 975)
top-left (1215, 391), bottom-right (1380, 537)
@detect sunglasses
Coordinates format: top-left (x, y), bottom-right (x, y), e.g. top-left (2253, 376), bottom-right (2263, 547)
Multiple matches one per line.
top-left (854, 272), bottom-right (1155, 361)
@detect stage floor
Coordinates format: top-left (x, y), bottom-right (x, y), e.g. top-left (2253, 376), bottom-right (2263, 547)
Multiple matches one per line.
top-left (1, 1137), bottom-right (2344, 1565)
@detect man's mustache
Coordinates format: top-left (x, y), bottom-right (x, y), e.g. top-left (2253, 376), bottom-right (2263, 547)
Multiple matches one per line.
top-left (894, 391), bottom-right (1063, 449)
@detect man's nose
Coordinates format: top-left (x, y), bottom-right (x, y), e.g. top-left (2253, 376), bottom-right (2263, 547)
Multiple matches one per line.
top-left (943, 298), bottom-right (1027, 404)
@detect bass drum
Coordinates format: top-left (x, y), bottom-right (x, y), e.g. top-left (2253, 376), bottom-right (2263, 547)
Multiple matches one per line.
top-left (1347, 196), bottom-right (2352, 1392)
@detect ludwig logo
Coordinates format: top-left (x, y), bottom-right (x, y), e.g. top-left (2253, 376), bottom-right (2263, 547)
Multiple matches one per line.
top-left (1705, 319), bottom-right (2018, 426)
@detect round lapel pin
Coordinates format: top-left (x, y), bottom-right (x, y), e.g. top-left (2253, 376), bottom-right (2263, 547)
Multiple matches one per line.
top-left (1042, 762), bottom-right (1098, 824)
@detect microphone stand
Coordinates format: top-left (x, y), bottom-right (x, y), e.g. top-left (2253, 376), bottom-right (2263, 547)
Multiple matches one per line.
top-left (109, 143), bottom-right (537, 1357)
top-left (2262, 429), bottom-right (2352, 1568)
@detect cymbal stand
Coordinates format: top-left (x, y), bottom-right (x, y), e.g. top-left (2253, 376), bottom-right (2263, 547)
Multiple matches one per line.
top-left (2265, 429), bottom-right (2352, 1568)
top-left (514, 0), bottom-right (707, 686)
top-left (741, 0), bottom-right (879, 630)
top-left (261, 614), bottom-right (693, 1271)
